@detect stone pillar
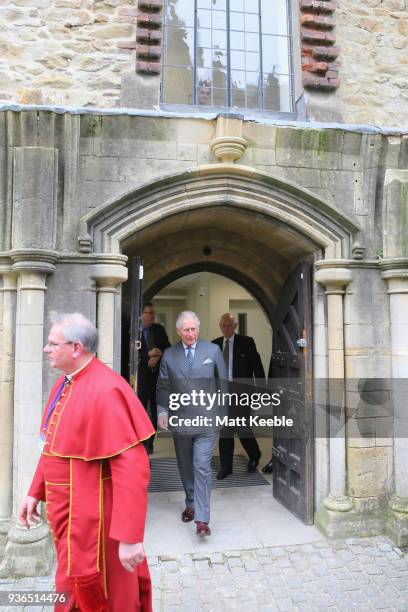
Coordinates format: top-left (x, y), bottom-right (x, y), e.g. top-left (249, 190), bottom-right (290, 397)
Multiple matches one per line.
top-left (381, 266), bottom-right (408, 546)
top-left (315, 265), bottom-right (353, 536)
top-left (0, 268), bottom-right (17, 557)
top-left (0, 254), bottom-right (56, 577)
top-left (92, 264), bottom-right (128, 369)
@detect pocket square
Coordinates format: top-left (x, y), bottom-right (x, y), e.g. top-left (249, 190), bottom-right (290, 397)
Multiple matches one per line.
top-left (203, 358), bottom-right (213, 364)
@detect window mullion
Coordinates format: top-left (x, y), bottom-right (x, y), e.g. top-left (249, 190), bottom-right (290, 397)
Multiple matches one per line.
top-left (258, 0), bottom-right (264, 111)
top-left (287, 0), bottom-right (295, 112)
top-left (193, 0), bottom-right (198, 105)
top-left (227, 0), bottom-right (231, 108)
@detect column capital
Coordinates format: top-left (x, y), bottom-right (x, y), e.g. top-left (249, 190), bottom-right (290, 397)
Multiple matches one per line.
top-left (92, 263), bottom-right (128, 289)
top-left (380, 260), bottom-right (408, 293)
top-left (10, 249), bottom-right (58, 274)
top-left (0, 268), bottom-right (17, 290)
top-left (315, 263), bottom-right (353, 293)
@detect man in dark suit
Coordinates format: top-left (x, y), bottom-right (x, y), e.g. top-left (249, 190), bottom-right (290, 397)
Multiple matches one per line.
top-left (212, 313), bottom-right (265, 479)
top-left (137, 302), bottom-right (170, 454)
top-left (157, 311), bottom-right (227, 537)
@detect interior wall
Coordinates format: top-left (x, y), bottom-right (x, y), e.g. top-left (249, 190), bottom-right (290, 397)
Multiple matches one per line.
top-left (152, 272), bottom-right (271, 372)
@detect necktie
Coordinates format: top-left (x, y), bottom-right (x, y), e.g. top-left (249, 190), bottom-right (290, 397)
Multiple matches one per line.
top-left (145, 327), bottom-right (155, 351)
top-left (186, 346), bottom-right (193, 369)
top-left (223, 339), bottom-right (229, 369)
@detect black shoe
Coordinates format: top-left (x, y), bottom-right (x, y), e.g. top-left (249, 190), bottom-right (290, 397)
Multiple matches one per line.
top-left (216, 467), bottom-right (232, 480)
top-left (247, 455), bottom-right (260, 473)
top-left (262, 460), bottom-right (273, 474)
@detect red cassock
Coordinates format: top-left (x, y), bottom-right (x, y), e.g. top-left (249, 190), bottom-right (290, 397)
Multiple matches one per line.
top-left (28, 358), bottom-right (155, 612)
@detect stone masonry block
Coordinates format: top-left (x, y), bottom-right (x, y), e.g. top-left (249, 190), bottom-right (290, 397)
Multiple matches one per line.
top-left (12, 147), bottom-right (58, 251)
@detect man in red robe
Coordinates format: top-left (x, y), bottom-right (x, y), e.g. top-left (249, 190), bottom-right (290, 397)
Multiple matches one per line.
top-left (18, 313), bottom-right (155, 612)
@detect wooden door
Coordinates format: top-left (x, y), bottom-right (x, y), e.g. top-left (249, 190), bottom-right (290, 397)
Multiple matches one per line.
top-left (129, 256), bottom-right (144, 393)
top-left (269, 261), bottom-right (314, 524)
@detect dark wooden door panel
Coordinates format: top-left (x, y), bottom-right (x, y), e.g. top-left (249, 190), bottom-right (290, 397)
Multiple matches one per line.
top-left (129, 256), bottom-right (144, 393)
top-left (270, 261), bottom-right (314, 525)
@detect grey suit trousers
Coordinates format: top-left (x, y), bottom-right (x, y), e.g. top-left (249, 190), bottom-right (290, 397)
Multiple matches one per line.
top-left (173, 432), bottom-right (217, 524)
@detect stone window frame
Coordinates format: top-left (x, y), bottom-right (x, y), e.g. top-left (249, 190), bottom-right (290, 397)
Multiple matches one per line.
top-left (160, 0), bottom-right (298, 116)
top-left (117, 0), bottom-right (338, 117)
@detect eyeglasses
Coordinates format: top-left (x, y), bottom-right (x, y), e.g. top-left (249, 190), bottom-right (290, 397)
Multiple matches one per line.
top-left (45, 341), bottom-right (73, 348)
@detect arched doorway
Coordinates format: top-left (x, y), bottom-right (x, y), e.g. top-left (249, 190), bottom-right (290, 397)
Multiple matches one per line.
top-left (82, 165), bottom-right (360, 530)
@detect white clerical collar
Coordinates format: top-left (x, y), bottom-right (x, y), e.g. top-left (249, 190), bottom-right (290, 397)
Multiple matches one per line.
top-left (65, 356), bottom-right (94, 381)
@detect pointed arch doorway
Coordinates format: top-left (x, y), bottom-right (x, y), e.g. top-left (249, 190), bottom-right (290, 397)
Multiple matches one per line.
top-left (82, 165), bottom-right (360, 528)
top-left (120, 215), bottom-right (317, 524)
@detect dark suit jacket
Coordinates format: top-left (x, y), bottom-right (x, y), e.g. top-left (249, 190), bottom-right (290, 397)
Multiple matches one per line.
top-left (137, 323), bottom-right (170, 408)
top-left (139, 323), bottom-right (171, 375)
top-left (212, 334), bottom-right (265, 380)
top-left (156, 339), bottom-right (227, 434)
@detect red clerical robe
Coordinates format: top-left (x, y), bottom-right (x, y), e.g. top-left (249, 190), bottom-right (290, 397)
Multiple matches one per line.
top-left (28, 357), bottom-right (155, 612)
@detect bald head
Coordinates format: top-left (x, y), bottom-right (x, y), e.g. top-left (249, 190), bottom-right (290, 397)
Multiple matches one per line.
top-left (219, 313), bottom-right (237, 339)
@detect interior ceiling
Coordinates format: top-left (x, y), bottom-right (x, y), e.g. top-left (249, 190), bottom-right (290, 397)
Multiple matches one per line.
top-left (121, 206), bottom-right (319, 310)
top-left (122, 207), bottom-right (317, 262)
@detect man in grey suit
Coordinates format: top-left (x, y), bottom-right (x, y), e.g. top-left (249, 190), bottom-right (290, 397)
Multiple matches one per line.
top-left (157, 311), bottom-right (227, 537)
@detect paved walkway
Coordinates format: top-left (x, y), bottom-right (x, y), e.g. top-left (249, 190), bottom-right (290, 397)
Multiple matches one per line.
top-left (150, 536), bottom-right (408, 612)
top-left (2, 443), bottom-right (408, 611)
top-left (1, 536), bottom-right (408, 611)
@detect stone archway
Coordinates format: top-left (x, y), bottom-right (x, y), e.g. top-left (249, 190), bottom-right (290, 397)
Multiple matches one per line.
top-left (81, 164), bottom-right (360, 261)
top-left (80, 163), bottom-right (360, 366)
top-left (81, 164), bottom-right (360, 531)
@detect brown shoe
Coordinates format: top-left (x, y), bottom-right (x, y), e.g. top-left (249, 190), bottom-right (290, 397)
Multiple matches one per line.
top-left (181, 507), bottom-right (195, 522)
top-left (196, 521), bottom-right (211, 537)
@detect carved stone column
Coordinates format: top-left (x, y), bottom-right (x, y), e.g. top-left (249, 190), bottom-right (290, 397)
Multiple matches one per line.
top-left (92, 263), bottom-right (128, 369)
top-left (0, 268), bottom-right (17, 558)
top-left (315, 265), bottom-right (353, 535)
top-left (0, 253), bottom-right (56, 577)
top-left (381, 264), bottom-right (408, 546)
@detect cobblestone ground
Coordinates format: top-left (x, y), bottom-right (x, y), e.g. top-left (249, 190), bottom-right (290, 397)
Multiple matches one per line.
top-left (0, 536), bottom-right (407, 611)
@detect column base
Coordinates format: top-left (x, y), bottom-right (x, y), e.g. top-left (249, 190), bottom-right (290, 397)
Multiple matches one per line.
top-left (0, 519), bottom-right (11, 560)
top-left (0, 521), bottom-right (53, 578)
top-left (323, 494), bottom-right (353, 512)
top-left (386, 497), bottom-right (408, 547)
top-left (315, 505), bottom-right (385, 539)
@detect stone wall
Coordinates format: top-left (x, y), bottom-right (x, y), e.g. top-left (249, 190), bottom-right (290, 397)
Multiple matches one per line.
top-left (0, 1), bottom-right (407, 127)
top-left (0, 0), bottom-right (138, 107)
top-left (335, 0), bottom-right (408, 126)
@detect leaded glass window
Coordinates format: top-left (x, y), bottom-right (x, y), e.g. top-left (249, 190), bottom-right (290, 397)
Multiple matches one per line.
top-left (162, 0), bottom-right (294, 113)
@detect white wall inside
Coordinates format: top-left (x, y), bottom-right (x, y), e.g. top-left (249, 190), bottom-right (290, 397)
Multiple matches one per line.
top-left (153, 272), bottom-right (272, 372)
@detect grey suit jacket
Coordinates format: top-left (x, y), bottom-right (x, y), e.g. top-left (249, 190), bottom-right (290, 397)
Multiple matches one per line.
top-left (157, 339), bottom-right (227, 434)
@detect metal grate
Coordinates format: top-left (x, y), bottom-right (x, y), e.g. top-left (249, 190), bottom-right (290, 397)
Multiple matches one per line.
top-left (149, 455), bottom-right (270, 492)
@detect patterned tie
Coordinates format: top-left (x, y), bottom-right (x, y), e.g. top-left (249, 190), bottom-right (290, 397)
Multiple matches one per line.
top-left (186, 346), bottom-right (193, 369)
top-left (223, 339), bottom-right (229, 369)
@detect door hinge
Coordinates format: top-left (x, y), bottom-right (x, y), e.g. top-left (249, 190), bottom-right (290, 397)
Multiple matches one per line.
top-left (296, 338), bottom-right (307, 348)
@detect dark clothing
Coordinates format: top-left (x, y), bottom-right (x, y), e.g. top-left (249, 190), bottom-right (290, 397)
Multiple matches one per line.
top-left (212, 334), bottom-right (265, 380)
top-left (137, 323), bottom-right (170, 430)
top-left (212, 334), bottom-right (265, 470)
